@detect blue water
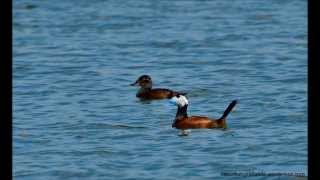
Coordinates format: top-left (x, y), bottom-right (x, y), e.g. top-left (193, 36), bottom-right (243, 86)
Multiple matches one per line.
top-left (13, 0), bottom-right (307, 179)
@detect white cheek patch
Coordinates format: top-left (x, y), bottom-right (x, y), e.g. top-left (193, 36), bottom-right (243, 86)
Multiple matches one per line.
top-left (176, 95), bottom-right (188, 107)
top-left (170, 95), bottom-right (189, 107)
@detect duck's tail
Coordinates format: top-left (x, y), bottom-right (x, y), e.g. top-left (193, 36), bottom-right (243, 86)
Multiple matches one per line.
top-left (218, 100), bottom-right (237, 120)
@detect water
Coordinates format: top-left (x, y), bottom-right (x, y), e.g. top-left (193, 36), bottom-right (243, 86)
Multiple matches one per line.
top-left (13, 0), bottom-right (307, 179)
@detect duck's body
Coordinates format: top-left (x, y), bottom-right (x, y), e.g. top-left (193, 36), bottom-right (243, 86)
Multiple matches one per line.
top-left (136, 88), bottom-right (178, 100)
top-left (131, 75), bottom-right (186, 100)
top-left (173, 116), bottom-right (227, 129)
top-left (170, 95), bottom-right (237, 130)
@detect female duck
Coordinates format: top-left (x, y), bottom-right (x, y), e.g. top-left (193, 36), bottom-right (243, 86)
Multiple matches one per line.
top-left (169, 94), bottom-right (237, 130)
top-left (131, 75), bottom-right (186, 100)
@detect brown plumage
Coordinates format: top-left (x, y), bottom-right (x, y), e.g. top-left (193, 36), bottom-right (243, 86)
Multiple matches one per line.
top-left (173, 116), bottom-right (228, 129)
top-left (130, 75), bottom-right (186, 100)
top-left (170, 94), bottom-right (237, 130)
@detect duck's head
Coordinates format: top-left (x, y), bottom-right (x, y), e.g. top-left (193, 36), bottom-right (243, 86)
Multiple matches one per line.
top-left (130, 75), bottom-right (152, 88)
top-left (169, 94), bottom-right (189, 107)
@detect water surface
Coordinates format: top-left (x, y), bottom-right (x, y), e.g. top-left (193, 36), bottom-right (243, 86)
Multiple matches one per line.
top-left (13, 0), bottom-right (307, 179)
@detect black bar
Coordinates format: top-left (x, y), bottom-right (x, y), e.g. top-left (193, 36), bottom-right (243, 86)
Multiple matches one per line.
top-left (308, 0), bottom-right (320, 179)
top-left (0, 0), bottom-right (13, 179)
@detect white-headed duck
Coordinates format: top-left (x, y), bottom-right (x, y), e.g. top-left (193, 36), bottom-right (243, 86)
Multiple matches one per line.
top-left (169, 94), bottom-right (237, 131)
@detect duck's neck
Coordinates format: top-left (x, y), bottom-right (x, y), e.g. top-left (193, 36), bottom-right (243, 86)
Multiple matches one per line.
top-left (137, 87), bottom-right (151, 94)
top-left (176, 105), bottom-right (188, 119)
top-left (137, 82), bottom-right (153, 94)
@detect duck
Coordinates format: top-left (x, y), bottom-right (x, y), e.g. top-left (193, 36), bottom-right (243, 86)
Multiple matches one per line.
top-left (130, 75), bottom-right (186, 100)
top-left (169, 94), bottom-right (237, 132)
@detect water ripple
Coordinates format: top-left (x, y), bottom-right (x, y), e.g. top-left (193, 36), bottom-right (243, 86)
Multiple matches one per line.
top-left (13, 0), bottom-right (307, 179)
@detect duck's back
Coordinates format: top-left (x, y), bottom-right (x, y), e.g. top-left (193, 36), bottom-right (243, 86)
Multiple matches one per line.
top-left (173, 116), bottom-right (225, 129)
top-left (137, 88), bottom-right (174, 99)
